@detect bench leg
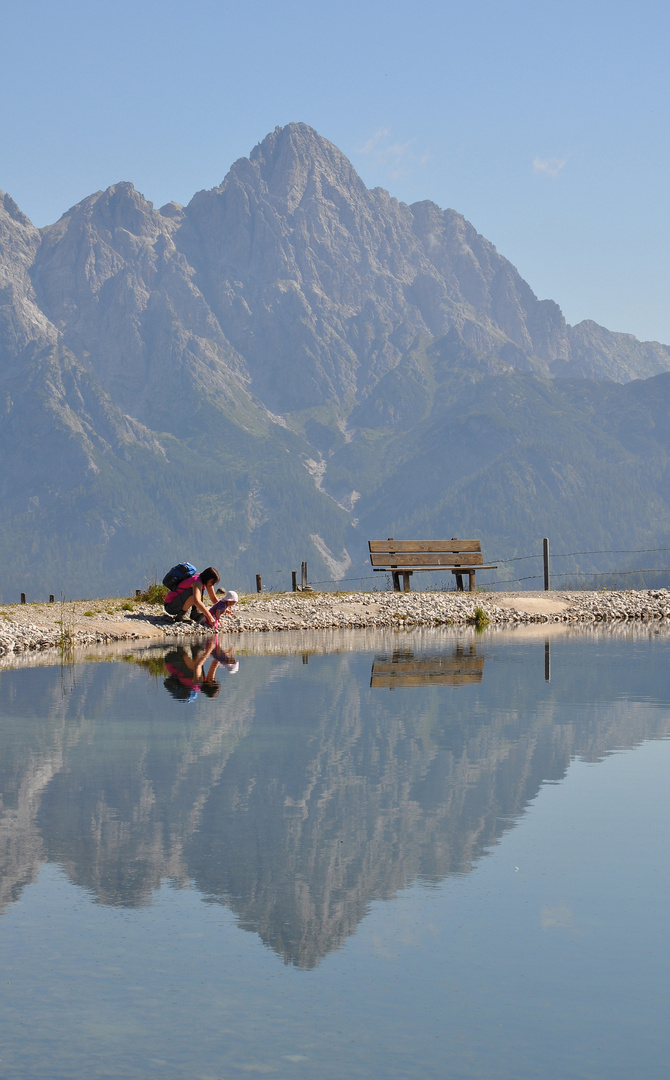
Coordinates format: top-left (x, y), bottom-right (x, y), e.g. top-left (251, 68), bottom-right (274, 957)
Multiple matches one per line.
top-left (455, 572), bottom-right (464, 591)
top-left (469, 570), bottom-right (476, 593)
top-left (392, 571), bottom-right (401, 592)
top-left (402, 571), bottom-right (412, 592)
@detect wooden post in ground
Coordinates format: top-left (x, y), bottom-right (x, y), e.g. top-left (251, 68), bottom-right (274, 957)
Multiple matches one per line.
top-left (301, 561), bottom-right (307, 590)
top-left (543, 537), bottom-right (550, 591)
top-left (20, 593), bottom-right (26, 604)
top-left (136, 589), bottom-right (141, 598)
top-left (452, 539), bottom-right (463, 592)
top-left (292, 571), bottom-right (297, 592)
top-left (256, 574), bottom-right (262, 594)
top-left (49, 595), bottom-right (55, 603)
top-left (388, 537), bottom-right (401, 592)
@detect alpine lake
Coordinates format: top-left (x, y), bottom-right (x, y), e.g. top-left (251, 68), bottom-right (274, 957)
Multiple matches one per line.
top-left (1, 625), bottom-right (669, 1080)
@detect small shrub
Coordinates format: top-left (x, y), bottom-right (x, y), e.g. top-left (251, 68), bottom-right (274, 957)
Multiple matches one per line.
top-left (83, 611), bottom-right (95, 617)
top-left (121, 601), bottom-right (134, 612)
top-left (136, 582), bottom-right (168, 605)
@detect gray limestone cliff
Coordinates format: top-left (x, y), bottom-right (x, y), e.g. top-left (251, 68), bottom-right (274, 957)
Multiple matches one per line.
top-left (1, 124), bottom-right (670, 598)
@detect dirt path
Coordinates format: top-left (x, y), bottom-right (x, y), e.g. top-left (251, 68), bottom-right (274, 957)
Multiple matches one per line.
top-left (490, 593), bottom-right (570, 616)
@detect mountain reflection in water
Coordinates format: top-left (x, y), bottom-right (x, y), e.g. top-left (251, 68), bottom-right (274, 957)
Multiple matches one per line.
top-left (0, 632), bottom-right (668, 969)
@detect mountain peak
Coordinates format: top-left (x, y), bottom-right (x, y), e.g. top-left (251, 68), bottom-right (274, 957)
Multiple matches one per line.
top-left (1, 191), bottom-right (33, 228)
top-left (242, 121), bottom-right (367, 212)
top-left (50, 181), bottom-right (157, 234)
top-left (251, 121), bottom-right (346, 163)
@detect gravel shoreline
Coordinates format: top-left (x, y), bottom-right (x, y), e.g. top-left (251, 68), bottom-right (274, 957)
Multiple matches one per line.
top-left (1, 588), bottom-right (670, 657)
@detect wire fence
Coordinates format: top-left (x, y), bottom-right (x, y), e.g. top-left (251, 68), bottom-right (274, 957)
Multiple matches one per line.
top-left (262, 544), bottom-right (670, 593)
top-left (484, 545), bottom-right (670, 590)
top-left (491, 545), bottom-right (670, 564)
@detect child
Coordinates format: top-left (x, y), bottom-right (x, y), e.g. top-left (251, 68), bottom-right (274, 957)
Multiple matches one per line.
top-left (207, 590), bottom-right (239, 629)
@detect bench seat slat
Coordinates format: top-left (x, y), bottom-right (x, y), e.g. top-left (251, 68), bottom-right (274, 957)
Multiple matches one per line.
top-left (371, 564), bottom-right (497, 571)
top-left (369, 540), bottom-right (481, 554)
top-left (371, 673), bottom-right (483, 687)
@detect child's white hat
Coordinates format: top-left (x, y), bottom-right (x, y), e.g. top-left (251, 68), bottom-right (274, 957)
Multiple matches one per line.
top-left (223, 590), bottom-right (239, 603)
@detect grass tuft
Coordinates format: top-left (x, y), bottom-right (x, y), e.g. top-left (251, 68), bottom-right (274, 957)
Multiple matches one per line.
top-left (473, 605), bottom-right (490, 631)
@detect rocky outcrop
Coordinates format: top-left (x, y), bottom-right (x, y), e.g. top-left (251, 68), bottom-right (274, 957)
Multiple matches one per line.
top-left (178, 125), bottom-right (573, 411)
top-left (562, 319), bottom-right (670, 381)
top-left (30, 182), bottom-right (255, 430)
top-left (0, 191), bottom-right (57, 364)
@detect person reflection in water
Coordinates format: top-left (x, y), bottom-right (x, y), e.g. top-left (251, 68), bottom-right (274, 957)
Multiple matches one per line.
top-left (164, 640), bottom-right (222, 701)
top-left (212, 640), bottom-right (239, 674)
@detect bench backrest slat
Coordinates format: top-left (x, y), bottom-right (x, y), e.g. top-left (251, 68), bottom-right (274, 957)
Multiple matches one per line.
top-left (369, 551), bottom-right (484, 568)
top-left (372, 658), bottom-right (484, 677)
top-left (369, 540), bottom-right (481, 554)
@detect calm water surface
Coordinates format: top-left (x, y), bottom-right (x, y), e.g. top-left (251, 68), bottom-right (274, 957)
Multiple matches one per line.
top-left (0, 629), bottom-right (669, 1079)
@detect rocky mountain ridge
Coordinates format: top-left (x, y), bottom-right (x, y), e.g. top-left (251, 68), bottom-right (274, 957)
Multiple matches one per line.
top-left (5, 125), bottom-right (670, 414)
top-left (1, 123), bottom-right (670, 598)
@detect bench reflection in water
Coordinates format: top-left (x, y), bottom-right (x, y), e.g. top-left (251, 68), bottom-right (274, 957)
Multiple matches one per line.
top-left (370, 642), bottom-right (484, 688)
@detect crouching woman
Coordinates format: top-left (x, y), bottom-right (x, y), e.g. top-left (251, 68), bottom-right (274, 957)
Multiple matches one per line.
top-left (164, 566), bottom-right (220, 627)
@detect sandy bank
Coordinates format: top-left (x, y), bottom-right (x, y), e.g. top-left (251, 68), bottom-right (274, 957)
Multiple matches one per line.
top-left (1, 588), bottom-right (670, 659)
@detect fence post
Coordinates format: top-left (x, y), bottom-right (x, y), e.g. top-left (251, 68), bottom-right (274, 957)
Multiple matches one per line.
top-left (49, 595), bottom-right (55, 603)
top-left (256, 574), bottom-right (262, 594)
top-left (301, 561), bottom-right (307, 590)
top-left (20, 593), bottom-right (26, 604)
top-left (388, 537), bottom-right (401, 593)
top-left (291, 571), bottom-right (297, 592)
top-left (543, 537), bottom-right (550, 591)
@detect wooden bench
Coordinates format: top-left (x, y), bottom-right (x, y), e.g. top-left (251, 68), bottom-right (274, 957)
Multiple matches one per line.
top-left (370, 644), bottom-right (484, 688)
top-left (368, 538), bottom-right (497, 593)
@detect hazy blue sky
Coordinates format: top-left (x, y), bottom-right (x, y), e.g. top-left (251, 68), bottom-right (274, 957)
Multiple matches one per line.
top-left (2, 0), bottom-right (669, 342)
